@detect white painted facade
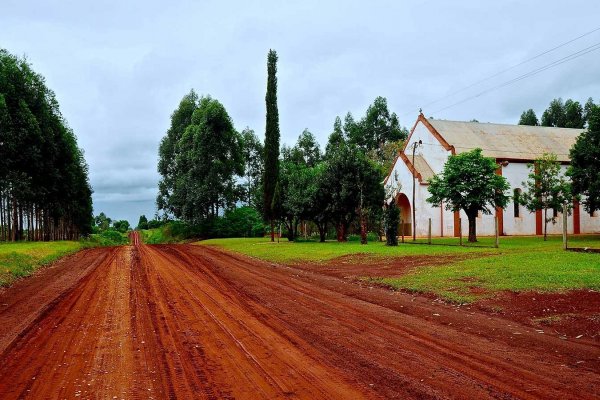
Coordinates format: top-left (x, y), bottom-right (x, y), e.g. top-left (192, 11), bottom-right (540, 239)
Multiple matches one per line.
top-left (384, 115), bottom-right (600, 237)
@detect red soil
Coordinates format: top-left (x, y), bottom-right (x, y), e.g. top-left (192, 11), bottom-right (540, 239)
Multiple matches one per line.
top-left (0, 234), bottom-right (597, 399)
top-left (477, 290), bottom-right (600, 340)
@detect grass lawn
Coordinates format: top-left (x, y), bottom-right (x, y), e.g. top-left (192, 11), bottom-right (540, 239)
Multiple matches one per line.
top-left (200, 235), bottom-right (600, 303)
top-left (0, 241), bottom-right (83, 287)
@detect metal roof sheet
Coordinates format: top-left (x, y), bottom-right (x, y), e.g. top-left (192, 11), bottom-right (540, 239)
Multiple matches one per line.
top-left (427, 119), bottom-right (584, 162)
top-left (412, 155), bottom-right (435, 182)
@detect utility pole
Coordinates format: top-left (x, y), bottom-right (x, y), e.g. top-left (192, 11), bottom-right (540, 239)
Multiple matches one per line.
top-left (412, 139), bottom-right (422, 241)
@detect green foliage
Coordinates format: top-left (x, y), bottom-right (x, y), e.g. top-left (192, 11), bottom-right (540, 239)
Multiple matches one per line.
top-left (240, 127), bottom-right (264, 210)
top-left (564, 99), bottom-right (585, 128)
top-left (520, 153), bottom-right (572, 240)
top-left (569, 103), bottom-right (600, 214)
top-left (136, 215), bottom-right (149, 230)
top-left (322, 143), bottom-right (385, 241)
top-left (147, 219), bottom-right (164, 229)
top-left (281, 129), bottom-right (321, 167)
top-left (263, 50), bottom-right (281, 235)
top-left (427, 148), bottom-right (510, 242)
top-left (0, 48), bottom-right (93, 240)
top-left (518, 109), bottom-right (539, 126)
top-left (94, 212), bottom-right (112, 231)
top-left (86, 229), bottom-right (128, 246)
top-left (540, 98), bottom-right (585, 129)
top-left (338, 97), bottom-right (408, 169)
top-left (157, 93), bottom-right (244, 223)
top-left (325, 116), bottom-right (346, 155)
top-left (142, 208), bottom-right (265, 243)
top-left (217, 207), bottom-right (265, 238)
top-left (157, 90), bottom-right (198, 215)
top-left (277, 160), bottom-right (320, 241)
top-left (384, 202), bottom-right (400, 246)
top-left (111, 220), bottom-right (131, 233)
top-left (541, 98), bottom-right (567, 127)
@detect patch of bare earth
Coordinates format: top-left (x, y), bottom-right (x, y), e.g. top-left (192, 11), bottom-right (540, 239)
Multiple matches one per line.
top-left (477, 290), bottom-right (600, 341)
top-left (295, 254), bottom-right (600, 343)
top-left (291, 253), bottom-right (473, 279)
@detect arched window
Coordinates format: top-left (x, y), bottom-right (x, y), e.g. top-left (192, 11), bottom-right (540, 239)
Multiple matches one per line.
top-left (513, 188), bottom-right (522, 218)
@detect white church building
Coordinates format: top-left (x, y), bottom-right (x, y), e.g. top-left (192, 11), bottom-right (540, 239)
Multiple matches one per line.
top-left (384, 113), bottom-right (600, 237)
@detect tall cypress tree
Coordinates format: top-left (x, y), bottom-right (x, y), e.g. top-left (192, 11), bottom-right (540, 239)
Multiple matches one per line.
top-left (263, 49), bottom-right (280, 241)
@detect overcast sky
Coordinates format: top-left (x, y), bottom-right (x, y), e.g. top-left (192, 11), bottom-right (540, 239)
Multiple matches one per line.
top-left (2, 1), bottom-right (599, 225)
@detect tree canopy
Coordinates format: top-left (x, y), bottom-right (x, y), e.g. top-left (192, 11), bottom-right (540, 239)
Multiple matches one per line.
top-left (263, 49), bottom-right (280, 240)
top-left (520, 153), bottom-right (572, 240)
top-left (569, 103), bottom-right (600, 214)
top-left (0, 48), bottom-right (93, 241)
top-left (539, 98), bottom-right (585, 128)
top-left (335, 97), bottom-right (408, 171)
top-left (518, 109), bottom-right (539, 126)
top-left (427, 149), bottom-right (510, 242)
top-left (240, 127), bottom-right (263, 210)
top-left (520, 97), bottom-right (595, 129)
top-left (156, 94), bottom-right (243, 224)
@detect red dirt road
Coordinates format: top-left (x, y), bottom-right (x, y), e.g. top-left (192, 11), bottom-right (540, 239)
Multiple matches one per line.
top-left (0, 234), bottom-right (598, 399)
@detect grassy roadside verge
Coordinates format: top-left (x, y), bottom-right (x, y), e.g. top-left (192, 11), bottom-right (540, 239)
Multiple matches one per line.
top-left (0, 241), bottom-right (83, 287)
top-left (0, 231), bottom-right (128, 287)
top-left (199, 235), bottom-right (600, 303)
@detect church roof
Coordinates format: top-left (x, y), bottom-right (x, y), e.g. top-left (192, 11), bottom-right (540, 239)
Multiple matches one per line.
top-left (412, 155), bottom-right (435, 182)
top-left (427, 118), bottom-right (583, 162)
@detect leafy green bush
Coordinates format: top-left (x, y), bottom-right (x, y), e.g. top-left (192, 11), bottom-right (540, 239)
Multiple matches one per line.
top-left (83, 229), bottom-right (128, 246)
top-left (141, 207), bottom-right (265, 243)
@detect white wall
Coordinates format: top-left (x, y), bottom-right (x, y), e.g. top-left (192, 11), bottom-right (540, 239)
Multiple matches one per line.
top-left (405, 122), bottom-right (448, 174)
top-left (385, 121), bottom-right (600, 237)
top-left (501, 162), bottom-right (537, 235)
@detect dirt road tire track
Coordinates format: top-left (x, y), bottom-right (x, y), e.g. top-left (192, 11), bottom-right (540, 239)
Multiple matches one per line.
top-left (0, 235), bottom-right (597, 399)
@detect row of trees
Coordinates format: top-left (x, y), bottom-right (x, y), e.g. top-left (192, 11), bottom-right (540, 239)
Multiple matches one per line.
top-left (0, 49), bottom-right (93, 241)
top-left (156, 50), bottom-right (406, 242)
top-left (94, 212), bottom-right (132, 233)
top-left (519, 97), bottom-right (597, 128)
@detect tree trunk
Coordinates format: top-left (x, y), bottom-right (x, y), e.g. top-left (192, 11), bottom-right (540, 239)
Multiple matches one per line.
top-left (336, 222), bottom-right (347, 242)
top-left (360, 209), bottom-right (368, 245)
top-left (467, 213), bottom-right (477, 243)
top-left (270, 220), bottom-right (274, 242)
top-left (286, 218), bottom-right (295, 241)
top-left (544, 208), bottom-right (548, 241)
top-left (317, 222), bottom-right (327, 242)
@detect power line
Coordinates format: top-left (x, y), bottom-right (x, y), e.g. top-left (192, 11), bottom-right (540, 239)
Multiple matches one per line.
top-left (429, 41), bottom-right (600, 115)
top-left (403, 26), bottom-right (600, 117)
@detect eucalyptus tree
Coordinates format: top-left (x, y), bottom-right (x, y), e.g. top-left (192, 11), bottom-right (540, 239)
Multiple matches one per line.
top-left (569, 104), bottom-right (600, 215)
top-left (173, 96), bottom-right (244, 223)
top-left (337, 97), bottom-right (408, 170)
top-left (240, 127), bottom-right (263, 209)
top-left (518, 109), bottom-right (539, 126)
top-left (0, 48), bottom-right (92, 241)
top-left (157, 90), bottom-right (198, 217)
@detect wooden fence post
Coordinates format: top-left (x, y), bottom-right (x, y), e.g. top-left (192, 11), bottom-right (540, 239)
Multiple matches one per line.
top-left (428, 218), bottom-right (432, 245)
top-left (563, 204), bottom-right (568, 250)
top-left (400, 217), bottom-right (404, 243)
top-left (495, 216), bottom-right (499, 248)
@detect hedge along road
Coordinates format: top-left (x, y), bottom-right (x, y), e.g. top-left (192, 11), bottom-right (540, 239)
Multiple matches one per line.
top-left (0, 232), bottom-right (597, 399)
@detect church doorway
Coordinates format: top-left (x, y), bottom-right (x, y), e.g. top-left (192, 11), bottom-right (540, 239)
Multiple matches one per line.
top-left (396, 193), bottom-right (412, 236)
